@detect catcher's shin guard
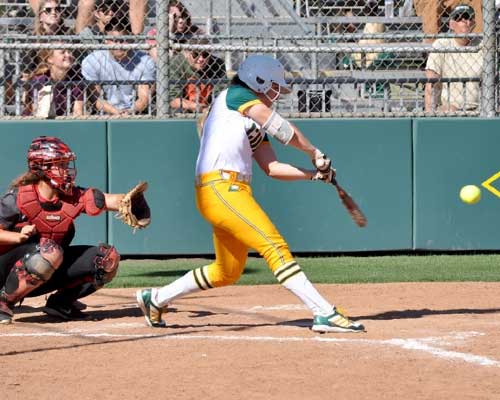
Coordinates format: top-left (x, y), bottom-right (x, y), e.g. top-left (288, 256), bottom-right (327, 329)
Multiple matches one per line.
top-left (1, 250), bottom-right (60, 305)
top-left (94, 244), bottom-right (120, 287)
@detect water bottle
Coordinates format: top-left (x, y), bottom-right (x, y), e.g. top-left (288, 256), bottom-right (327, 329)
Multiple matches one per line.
top-left (385, 0), bottom-right (394, 18)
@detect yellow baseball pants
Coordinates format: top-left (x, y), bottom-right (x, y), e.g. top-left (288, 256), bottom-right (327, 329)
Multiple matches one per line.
top-left (194, 170), bottom-right (300, 289)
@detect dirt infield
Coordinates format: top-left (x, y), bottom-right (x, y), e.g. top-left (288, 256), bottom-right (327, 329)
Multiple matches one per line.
top-left (1, 282), bottom-right (500, 400)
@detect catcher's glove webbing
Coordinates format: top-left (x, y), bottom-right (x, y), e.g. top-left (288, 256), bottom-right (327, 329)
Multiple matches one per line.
top-left (116, 182), bottom-right (151, 231)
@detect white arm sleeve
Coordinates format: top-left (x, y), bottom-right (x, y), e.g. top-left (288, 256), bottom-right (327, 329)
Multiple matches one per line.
top-left (262, 110), bottom-right (294, 145)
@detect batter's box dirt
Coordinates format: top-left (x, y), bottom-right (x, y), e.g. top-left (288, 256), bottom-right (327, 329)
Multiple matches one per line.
top-left (1, 283), bottom-right (500, 400)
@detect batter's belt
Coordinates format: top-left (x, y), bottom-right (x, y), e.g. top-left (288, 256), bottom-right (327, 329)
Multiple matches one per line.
top-left (195, 170), bottom-right (252, 187)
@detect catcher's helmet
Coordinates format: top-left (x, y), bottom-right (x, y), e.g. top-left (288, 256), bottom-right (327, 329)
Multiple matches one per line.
top-left (27, 136), bottom-right (77, 194)
top-left (238, 55), bottom-right (291, 96)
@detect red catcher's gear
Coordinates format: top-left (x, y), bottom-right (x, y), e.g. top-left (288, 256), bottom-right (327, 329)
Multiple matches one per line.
top-left (16, 185), bottom-right (105, 245)
top-left (27, 136), bottom-right (77, 195)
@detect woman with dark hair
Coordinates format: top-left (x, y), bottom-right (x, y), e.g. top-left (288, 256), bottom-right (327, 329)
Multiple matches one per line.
top-left (0, 136), bottom-right (138, 324)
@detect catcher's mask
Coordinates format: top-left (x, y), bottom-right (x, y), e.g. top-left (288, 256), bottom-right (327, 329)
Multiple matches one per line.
top-left (27, 136), bottom-right (77, 195)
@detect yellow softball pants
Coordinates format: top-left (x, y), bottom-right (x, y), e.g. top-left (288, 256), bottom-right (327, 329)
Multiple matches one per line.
top-left (194, 170), bottom-right (299, 289)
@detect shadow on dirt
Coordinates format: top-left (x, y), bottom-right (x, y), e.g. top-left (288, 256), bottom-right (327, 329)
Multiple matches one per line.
top-left (355, 308), bottom-right (500, 320)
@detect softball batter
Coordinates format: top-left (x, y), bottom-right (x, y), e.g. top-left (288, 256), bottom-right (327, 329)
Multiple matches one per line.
top-left (137, 55), bottom-right (365, 333)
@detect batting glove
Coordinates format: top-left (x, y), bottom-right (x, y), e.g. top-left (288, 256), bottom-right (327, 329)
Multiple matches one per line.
top-left (312, 149), bottom-right (332, 172)
top-left (311, 168), bottom-right (336, 184)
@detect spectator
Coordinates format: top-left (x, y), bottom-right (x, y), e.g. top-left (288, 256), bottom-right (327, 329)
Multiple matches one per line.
top-left (413, 0), bottom-right (482, 41)
top-left (424, 4), bottom-right (484, 112)
top-left (74, 0), bottom-right (146, 34)
top-left (82, 17), bottom-right (156, 115)
top-left (79, 0), bottom-right (121, 40)
top-left (169, 1), bottom-right (203, 41)
top-left (33, 0), bottom-right (70, 35)
top-left (21, 0), bottom-right (72, 108)
top-left (24, 47), bottom-right (84, 118)
top-left (169, 38), bottom-right (226, 113)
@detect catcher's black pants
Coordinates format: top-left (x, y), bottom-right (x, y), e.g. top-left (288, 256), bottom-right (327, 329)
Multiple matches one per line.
top-left (0, 242), bottom-right (102, 303)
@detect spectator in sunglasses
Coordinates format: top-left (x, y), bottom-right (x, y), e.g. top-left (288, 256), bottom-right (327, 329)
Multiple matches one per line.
top-left (78, 0), bottom-right (122, 40)
top-left (32, 0), bottom-right (70, 35)
top-left (82, 17), bottom-right (156, 115)
top-left (425, 4), bottom-right (484, 112)
top-left (413, 0), bottom-right (482, 42)
top-left (169, 37), bottom-right (226, 113)
top-left (74, 0), bottom-right (146, 35)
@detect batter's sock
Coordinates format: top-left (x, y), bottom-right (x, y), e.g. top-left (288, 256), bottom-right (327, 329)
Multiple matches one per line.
top-left (276, 264), bottom-right (333, 316)
top-left (153, 267), bottom-right (207, 307)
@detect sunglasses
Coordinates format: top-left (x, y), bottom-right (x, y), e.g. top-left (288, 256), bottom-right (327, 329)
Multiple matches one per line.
top-left (191, 51), bottom-right (209, 59)
top-left (41, 6), bottom-right (64, 14)
top-left (452, 13), bottom-right (474, 21)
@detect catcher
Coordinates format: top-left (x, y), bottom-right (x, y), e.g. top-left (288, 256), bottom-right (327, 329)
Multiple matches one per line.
top-left (137, 55), bottom-right (365, 333)
top-left (0, 136), bottom-right (150, 324)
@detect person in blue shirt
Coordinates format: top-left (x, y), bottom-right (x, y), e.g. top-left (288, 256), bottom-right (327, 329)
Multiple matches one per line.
top-left (82, 17), bottom-right (156, 115)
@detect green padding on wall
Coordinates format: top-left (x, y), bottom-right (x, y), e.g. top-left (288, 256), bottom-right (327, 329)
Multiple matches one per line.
top-left (108, 120), bottom-right (212, 254)
top-left (253, 119), bottom-right (412, 252)
top-left (0, 121), bottom-right (107, 245)
top-left (108, 119), bottom-right (413, 254)
top-left (413, 119), bottom-right (500, 250)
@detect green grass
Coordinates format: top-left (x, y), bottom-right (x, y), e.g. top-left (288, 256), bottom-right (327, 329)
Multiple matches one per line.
top-left (108, 254), bottom-right (500, 288)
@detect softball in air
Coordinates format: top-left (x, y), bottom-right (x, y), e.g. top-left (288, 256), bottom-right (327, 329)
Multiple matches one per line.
top-left (459, 185), bottom-right (481, 204)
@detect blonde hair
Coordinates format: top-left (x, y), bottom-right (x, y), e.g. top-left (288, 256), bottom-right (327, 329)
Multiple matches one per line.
top-left (34, 0), bottom-right (65, 35)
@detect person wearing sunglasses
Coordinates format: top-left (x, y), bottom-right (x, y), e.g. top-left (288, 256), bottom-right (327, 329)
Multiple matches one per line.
top-left (33, 0), bottom-right (69, 35)
top-left (413, 0), bottom-right (482, 43)
top-left (169, 37), bottom-right (226, 113)
top-left (424, 3), bottom-right (484, 112)
top-left (74, 0), bottom-right (146, 35)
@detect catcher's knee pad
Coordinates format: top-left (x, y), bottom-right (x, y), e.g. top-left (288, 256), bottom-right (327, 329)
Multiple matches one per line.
top-left (199, 263), bottom-right (243, 289)
top-left (94, 244), bottom-right (120, 287)
top-left (2, 251), bottom-right (58, 304)
top-left (38, 238), bottom-right (64, 269)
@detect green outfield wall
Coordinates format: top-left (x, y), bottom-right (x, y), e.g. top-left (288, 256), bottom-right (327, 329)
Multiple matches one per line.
top-left (0, 119), bottom-right (498, 254)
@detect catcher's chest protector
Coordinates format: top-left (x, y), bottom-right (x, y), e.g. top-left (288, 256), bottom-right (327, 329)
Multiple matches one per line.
top-left (17, 185), bottom-right (85, 244)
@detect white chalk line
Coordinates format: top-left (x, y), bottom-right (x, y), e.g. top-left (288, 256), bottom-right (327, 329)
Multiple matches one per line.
top-left (1, 330), bottom-right (498, 367)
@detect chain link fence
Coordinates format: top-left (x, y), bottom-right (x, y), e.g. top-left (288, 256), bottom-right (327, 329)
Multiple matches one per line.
top-left (0, 0), bottom-right (497, 119)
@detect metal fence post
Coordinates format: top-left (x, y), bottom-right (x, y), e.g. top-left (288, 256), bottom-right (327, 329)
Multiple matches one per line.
top-left (156, 0), bottom-right (169, 118)
top-left (481, 0), bottom-right (496, 117)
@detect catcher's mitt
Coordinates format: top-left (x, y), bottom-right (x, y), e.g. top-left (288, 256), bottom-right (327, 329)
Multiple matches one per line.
top-left (116, 182), bottom-right (151, 231)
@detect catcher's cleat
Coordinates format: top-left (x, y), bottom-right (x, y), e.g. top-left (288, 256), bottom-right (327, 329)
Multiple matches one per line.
top-left (136, 289), bottom-right (166, 328)
top-left (312, 307), bottom-right (365, 333)
top-left (0, 295), bottom-right (13, 325)
top-left (43, 294), bottom-right (90, 321)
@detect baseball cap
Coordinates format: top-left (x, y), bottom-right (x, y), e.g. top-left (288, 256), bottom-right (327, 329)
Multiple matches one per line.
top-left (450, 4), bottom-right (475, 20)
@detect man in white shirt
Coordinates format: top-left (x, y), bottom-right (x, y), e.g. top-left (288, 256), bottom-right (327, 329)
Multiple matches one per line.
top-left (425, 4), bottom-right (484, 112)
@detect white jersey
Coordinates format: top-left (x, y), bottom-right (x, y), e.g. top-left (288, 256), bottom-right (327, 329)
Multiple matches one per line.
top-left (195, 84), bottom-right (268, 177)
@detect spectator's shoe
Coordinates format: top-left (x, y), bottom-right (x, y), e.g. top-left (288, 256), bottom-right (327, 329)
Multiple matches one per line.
top-left (136, 289), bottom-right (166, 328)
top-left (43, 294), bottom-right (90, 321)
top-left (312, 307), bottom-right (365, 333)
top-left (0, 297), bottom-right (13, 325)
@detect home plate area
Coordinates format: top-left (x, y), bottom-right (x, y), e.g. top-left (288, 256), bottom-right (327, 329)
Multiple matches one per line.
top-left (1, 283), bottom-right (500, 400)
